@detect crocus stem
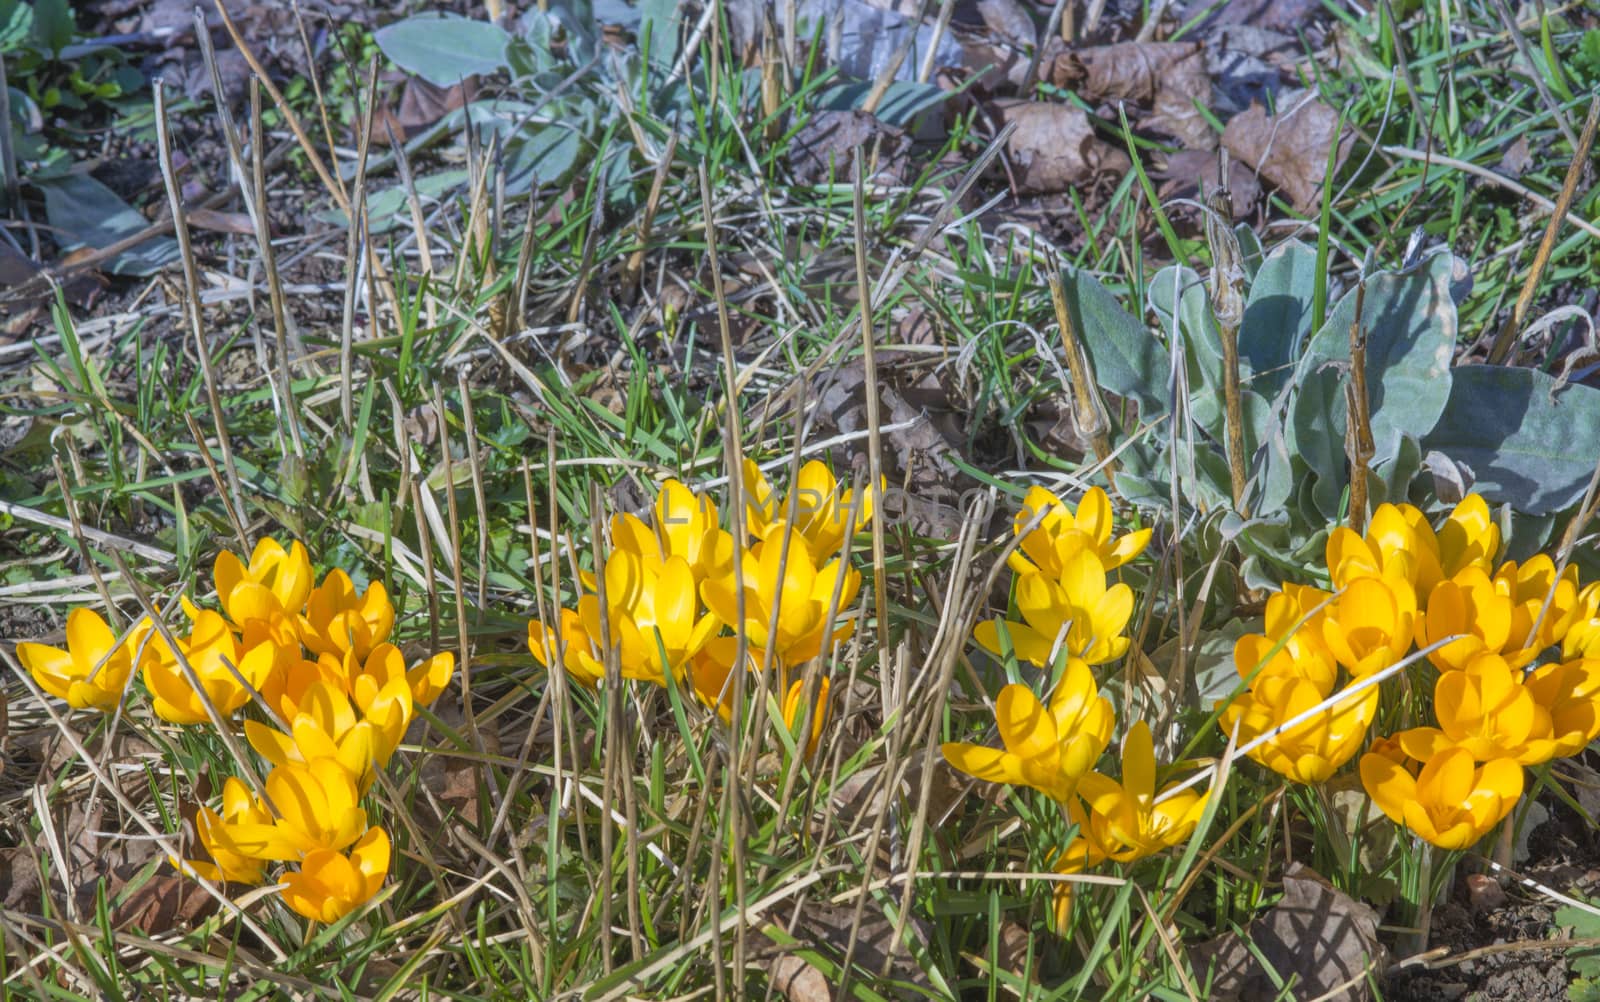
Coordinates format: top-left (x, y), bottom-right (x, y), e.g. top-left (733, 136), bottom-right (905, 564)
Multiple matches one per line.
top-left (1412, 842), bottom-right (1436, 957)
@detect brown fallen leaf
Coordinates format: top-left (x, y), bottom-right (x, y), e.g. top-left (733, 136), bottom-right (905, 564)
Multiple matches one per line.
top-left (1181, 0), bottom-right (1324, 34)
top-left (395, 77), bottom-right (480, 139)
top-left (976, 0), bottom-right (1036, 51)
top-left (1148, 51), bottom-right (1217, 150)
top-left (789, 111), bottom-right (912, 185)
top-left (186, 207), bottom-right (256, 235)
top-left (1051, 41), bottom-right (1202, 104)
top-left (1498, 134), bottom-right (1533, 180)
top-left (415, 703), bottom-right (502, 826)
top-left (770, 953), bottom-right (831, 1002)
top-left (111, 869), bottom-right (219, 932)
top-left (768, 902), bottom-right (936, 1000)
top-left (1222, 90), bottom-right (1353, 211)
top-left (993, 100), bottom-right (1130, 195)
top-left (1157, 149), bottom-right (1262, 221)
top-left (1189, 862), bottom-right (1385, 1001)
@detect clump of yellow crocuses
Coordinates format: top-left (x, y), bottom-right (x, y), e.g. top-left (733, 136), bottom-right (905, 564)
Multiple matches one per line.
top-left (18, 536), bottom-right (454, 926)
top-left (529, 465), bottom-right (874, 761)
top-left (1214, 495), bottom-right (1600, 857)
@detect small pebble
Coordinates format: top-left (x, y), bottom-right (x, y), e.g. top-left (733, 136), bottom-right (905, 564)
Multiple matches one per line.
top-left (1466, 873), bottom-right (1506, 913)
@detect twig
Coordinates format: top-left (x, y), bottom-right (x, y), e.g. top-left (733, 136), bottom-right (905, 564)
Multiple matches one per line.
top-left (698, 162), bottom-right (751, 1000)
top-left (0, 499), bottom-right (175, 565)
top-left (1345, 261), bottom-right (1375, 531)
top-left (1205, 188), bottom-right (1250, 517)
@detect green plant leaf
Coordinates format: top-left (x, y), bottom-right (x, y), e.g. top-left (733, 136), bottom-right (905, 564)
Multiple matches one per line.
top-left (638, 0), bottom-right (681, 70)
top-left (1064, 268), bottom-right (1167, 420)
top-left (1241, 240), bottom-right (1318, 398)
top-left (1289, 252), bottom-right (1458, 519)
top-left (36, 173), bottom-right (179, 276)
top-left (374, 13), bottom-right (512, 87)
top-left (30, 0), bottom-right (71, 55)
top-left (814, 80), bottom-right (948, 127)
top-left (1422, 365), bottom-right (1600, 515)
top-left (1148, 264), bottom-right (1225, 391)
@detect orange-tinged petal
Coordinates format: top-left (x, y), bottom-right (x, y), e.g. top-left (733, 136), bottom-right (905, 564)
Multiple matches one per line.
top-left (1106, 527), bottom-right (1152, 569)
top-left (995, 684), bottom-right (1058, 762)
top-left (1359, 752), bottom-right (1415, 824)
top-left (1074, 487), bottom-right (1113, 547)
top-left (941, 743), bottom-right (1026, 786)
top-left (1122, 721), bottom-right (1155, 807)
top-left (408, 651), bottom-right (454, 705)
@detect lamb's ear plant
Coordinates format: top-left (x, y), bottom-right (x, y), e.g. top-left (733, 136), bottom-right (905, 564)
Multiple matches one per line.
top-left (367, 4), bottom-right (955, 236)
top-left (1061, 226), bottom-right (1600, 590)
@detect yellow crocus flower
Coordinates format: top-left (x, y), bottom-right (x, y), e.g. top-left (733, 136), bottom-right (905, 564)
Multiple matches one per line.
top-left (1495, 555), bottom-right (1581, 657)
top-left (349, 644), bottom-right (416, 765)
top-left (212, 538), bottom-right (314, 623)
top-left (407, 650), bottom-right (455, 706)
top-left (580, 548), bottom-right (721, 684)
top-left (1360, 746), bottom-right (1522, 851)
top-left (1007, 486), bottom-right (1151, 578)
top-left (1319, 574), bottom-right (1418, 678)
top-left (1326, 502), bottom-right (1440, 605)
top-left (1066, 721), bottom-right (1209, 866)
top-left (1220, 676), bottom-right (1378, 784)
top-left (216, 757), bottom-right (369, 861)
top-left (1423, 558), bottom-right (1579, 672)
top-left (975, 552), bottom-right (1133, 667)
top-left (941, 659), bottom-right (1113, 804)
top-left (245, 680), bottom-right (379, 791)
top-left (1437, 495), bottom-right (1500, 578)
top-left (781, 676), bottom-right (831, 758)
top-left (16, 607), bottom-right (135, 712)
top-left (611, 479), bottom-right (736, 584)
top-left (1524, 657), bottom-right (1600, 758)
top-left (281, 825), bottom-right (389, 924)
top-left (299, 569), bottom-right (394, 661)
top-left (700, 531), bottom-right (859, 666)
top-left (1397, 653), bottom-right (1557, 766)
top-left (173, 777), bottom-right (273, 885)
top-left (1562, 582), bottom-right (1600, 660)
top-left (140, 610), bottom-right (276, 724)
top-left (529, 608), bottom-right (606, 688)
top-left (742, 459), bottom-right (877, 559)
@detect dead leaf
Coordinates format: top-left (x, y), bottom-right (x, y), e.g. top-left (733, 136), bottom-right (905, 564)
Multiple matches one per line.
top-left (1498, 135), bottom-right (1533, 179)
top-left (1148, 53), bottom-right (1216, 150)
top-left (993, 101), bottom-right (1130, 194)
top-left (975, 0), bottom-right (1036, 51)
top-left (1179, 0), bottom-right (1324, 34)
top-left (1157, 149), bottom-right (1262, 221)
top-left (768, 902), bottom-right (936, 999)
top-left (1222, 90), bottom-right (1352, 211)
top-left (1051, 41), bottom-right (1202, 104)
top-left (771, 954), bottom-right (831, 1002)
top-left (1189, 863), bottom-right (1385, 1001)
top-left (182, 47), bottom-right (250, 102)
top-left (390, 77), bottom-right (476, 139)
top-left (790, 111), bottom-right (912, 186)
top-left (415, 704), bottom-right (501, 825)
top-left (186, 207), bottom-right (255, 235)
top-left (1204, 26), bottom-right (1296, 114)
top-left (111, 869), bottom-right (219, 932)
